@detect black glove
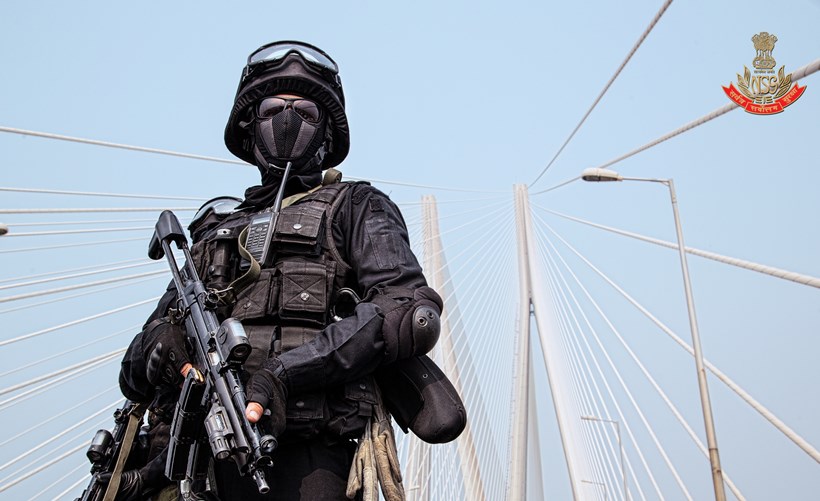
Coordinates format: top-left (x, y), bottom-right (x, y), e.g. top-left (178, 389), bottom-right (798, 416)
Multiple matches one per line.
top-left (245, 357), bottom-right (288, 438)
top-left (96, 469), bottom-right (143, 501)
top-left (143, 320), bottom-right (190, 387)
top-left (96, 448), bottom-right (170, 501)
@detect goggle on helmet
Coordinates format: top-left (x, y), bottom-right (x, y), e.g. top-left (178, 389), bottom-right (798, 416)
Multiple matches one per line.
top-left (242, 41), bottom-right (343, 92)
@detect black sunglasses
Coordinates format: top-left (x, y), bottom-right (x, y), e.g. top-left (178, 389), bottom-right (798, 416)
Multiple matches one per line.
top-left (257, 97), bottom-right (322, 124)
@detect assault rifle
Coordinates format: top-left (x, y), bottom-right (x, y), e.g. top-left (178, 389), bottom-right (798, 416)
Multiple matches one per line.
top-left (148, 209), bottom-right (276, 495)
top-left (75, 400), bottom-right (144, 501)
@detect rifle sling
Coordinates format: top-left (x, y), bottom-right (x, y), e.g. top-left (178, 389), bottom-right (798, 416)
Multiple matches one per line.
top-left (232, 226), bottom-right (262, 297)
top-left (102, 403), bottom-right (146, 501)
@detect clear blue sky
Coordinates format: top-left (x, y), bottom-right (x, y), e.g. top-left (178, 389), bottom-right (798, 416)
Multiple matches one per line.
top-left (0, 1), bottom-right (818, 499)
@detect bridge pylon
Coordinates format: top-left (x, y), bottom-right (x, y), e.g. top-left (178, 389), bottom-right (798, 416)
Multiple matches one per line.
top-left (409, 194), bottom-right (486, 501)
top-left (509, 184), bottom-right (585, 500)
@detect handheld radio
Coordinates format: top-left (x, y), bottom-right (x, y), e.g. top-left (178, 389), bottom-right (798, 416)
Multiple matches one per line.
top-left (243, 161), bottom-right (292, 267)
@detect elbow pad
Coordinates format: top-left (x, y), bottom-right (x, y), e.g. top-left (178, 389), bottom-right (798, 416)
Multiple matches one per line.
top-left (372, 286), bottom-right (443, 363)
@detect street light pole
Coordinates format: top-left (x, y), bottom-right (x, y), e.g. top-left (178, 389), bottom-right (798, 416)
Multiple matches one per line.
top-left (581, 168), bottom-right (727, 501)
top-left (581, 416), bottom-right (626, 501)
top-left (665, 179), bottom-right (726, 501)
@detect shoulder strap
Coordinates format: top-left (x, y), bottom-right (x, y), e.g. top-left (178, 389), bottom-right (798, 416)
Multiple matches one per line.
top-left (231, 226), bottom-right (263, 297)
top-left (102, 403), bottom-right (147, 501)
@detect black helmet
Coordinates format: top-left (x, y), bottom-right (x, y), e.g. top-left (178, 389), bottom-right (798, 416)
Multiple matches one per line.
top-left (224, 41), bottom-right (350, 168)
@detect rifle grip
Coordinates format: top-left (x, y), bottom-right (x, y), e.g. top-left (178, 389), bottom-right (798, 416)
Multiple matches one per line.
top-left (166, 368), bottom-right (206, 480)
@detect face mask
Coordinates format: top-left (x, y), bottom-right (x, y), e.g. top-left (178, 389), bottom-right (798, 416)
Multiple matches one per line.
top-left (252, 96), bottom-right (327, 169)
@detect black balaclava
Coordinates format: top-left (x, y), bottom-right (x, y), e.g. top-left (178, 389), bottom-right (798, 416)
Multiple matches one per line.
top-left (251, 100), bottom-right (327, 172)
top-left (239, 100), bottom-right (327, 210)
top-left (240, 162), bottom-right (322, 210)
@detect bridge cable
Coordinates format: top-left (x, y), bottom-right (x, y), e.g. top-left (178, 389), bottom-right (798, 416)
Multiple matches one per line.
top-left (0, 349), bottom-right (125, 397)
top-left (540, 207), bottom-right (820, 289)
top-left (0, 326), bottom-right (137, 379)
top-left (0, 356), bottom-right (120, 411)
top-left (0, 126), bottom-right (503, 193)
top-left (540, 227), bottom-right (753, 499)
top-left (0, 186), bottom-right (207, 201)
top-left (0, 256), bottom-right (157, 285)
top-left (553, 279), bottom-right (630, 499)
top-left (0, 277), bottom-right (161, 315)
top-left (7, 218), bottom-right (164, 228)
top-left (0, 385), bottom-right (118, 448)
top-left (537, 214), bottom-right (820, 464)
top-left (0, 398), bottom-right (121, 472)
top-left (0, 259), bottom-right (166, 291)
top-left (586, 58), bottom-right (820, 173)
top-left (528, 0), bottom-right (675, 187)
top-left (0, 206), bottom-right (197, 214)
top-left (0, 297), bottom-right (160, 346)
top-left (55, 473), bottom-right (95, 501)
top-left (539, 235), bottom-right (651, 500)
top-left (3, 226), bottom-right (154, 237)
top-left (0, 237), bottom-right (148, 254)
top-left (29, 459), bottom-right (88, 501)
top-left (547, 273), bottom-right (624, 499)
top-left (0, 417), bottom-right (109, 493)
top-left (535, 222), bottom-right (697, 498)
top-left (0, 274), bottom-right (166, 304)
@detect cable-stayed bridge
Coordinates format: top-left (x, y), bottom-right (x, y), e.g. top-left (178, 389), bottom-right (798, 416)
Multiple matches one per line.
top-left (1, 122), bottom-right (819, 500)
top-left (1, 2), bottom-right (819, 499)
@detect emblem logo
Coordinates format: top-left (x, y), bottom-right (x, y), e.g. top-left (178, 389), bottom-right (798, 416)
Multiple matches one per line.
top-left (722, 32), bottom-right (806, 115)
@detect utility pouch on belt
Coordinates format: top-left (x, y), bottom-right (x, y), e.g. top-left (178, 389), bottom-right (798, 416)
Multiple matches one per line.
top-left (376, 355), bottom-right (466, 444)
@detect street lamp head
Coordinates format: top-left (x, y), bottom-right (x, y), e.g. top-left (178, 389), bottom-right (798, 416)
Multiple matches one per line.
top-left (581, 168), bottom-right (622, 182)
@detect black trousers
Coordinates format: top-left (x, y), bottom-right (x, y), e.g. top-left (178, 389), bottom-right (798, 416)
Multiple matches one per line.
top-left (211, 436), bottom-right (361, 501)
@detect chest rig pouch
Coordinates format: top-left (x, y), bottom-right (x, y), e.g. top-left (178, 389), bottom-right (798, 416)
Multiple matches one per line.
top-left (276, 184), bottom-right (378, 440)
top-left (212, 182), bottom-right (377, 441)
top-left (273, 203), bottom-right (330, 330)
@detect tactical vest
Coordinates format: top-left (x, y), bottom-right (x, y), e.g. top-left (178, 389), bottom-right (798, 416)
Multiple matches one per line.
top-left (190, 182), bottom-right (377, 442)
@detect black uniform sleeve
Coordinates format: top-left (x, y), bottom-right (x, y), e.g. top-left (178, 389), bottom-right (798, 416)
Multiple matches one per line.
top-left (334, 183), bottom-right (428, 296)
top-left (278, 184), bottom-right (441, 394)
